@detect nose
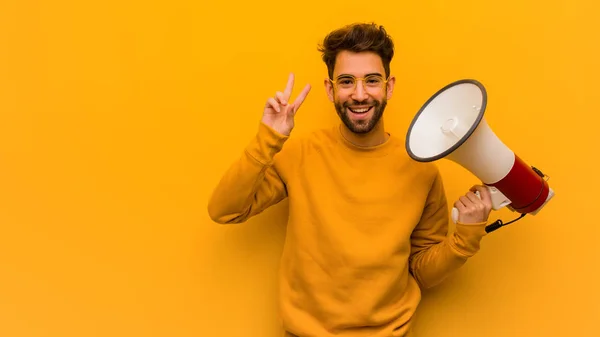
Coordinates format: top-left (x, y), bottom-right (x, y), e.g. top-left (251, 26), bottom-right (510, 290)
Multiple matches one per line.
top-left (350, 80), bottom-right (369, 101)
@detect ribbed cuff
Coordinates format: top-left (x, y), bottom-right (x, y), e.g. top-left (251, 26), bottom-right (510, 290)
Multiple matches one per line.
top-left (244, 122), bottom-right (289, 165)
top-left (450, 221), bottom-right (488, 257)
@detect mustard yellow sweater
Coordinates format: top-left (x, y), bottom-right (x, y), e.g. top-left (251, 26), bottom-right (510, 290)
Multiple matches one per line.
top-left (208, 122), bottom-right (488, 337)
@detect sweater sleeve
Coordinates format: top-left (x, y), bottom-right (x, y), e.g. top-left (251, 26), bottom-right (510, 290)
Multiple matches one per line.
top-left (408, 170), bottom-right (488, 289)
top-left (207, 122), bottom-right (294, 224)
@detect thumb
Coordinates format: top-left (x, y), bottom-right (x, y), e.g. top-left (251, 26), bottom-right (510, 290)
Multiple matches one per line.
top-left (473, 185), bottom-right (492, 205)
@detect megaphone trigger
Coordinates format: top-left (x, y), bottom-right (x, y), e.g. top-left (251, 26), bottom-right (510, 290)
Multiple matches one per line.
top-left (451, 185), bottom-right (513, 224)
top-left (450, 186), bottom-right (526, 233)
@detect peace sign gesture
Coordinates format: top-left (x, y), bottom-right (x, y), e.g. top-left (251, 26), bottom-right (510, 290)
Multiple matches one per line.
top-left (262, 73), bottom-right (311, 136)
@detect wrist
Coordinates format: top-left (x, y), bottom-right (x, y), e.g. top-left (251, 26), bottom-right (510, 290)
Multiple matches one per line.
top-left (450, 221), bottom-right (488, 257)
top-left (260, 122), bottom-right (288, 136)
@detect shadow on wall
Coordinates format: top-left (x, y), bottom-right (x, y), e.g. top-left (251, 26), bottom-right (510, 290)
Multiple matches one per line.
top-left (205, 199), bottom-right (290, 277)
top-left (215, 201), bottom-right (288, 249)
top-left (200, 199), bottom-right (290, 332)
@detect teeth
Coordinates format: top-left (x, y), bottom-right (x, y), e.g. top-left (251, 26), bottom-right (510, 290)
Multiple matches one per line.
top-left (350, 107), bottom-right (369, 113)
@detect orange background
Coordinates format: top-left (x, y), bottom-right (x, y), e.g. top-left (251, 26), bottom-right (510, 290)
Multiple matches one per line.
top-left (1, 1), bottom-right (598, 336)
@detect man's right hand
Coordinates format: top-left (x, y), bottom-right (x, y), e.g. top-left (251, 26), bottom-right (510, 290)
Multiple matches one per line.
top-left (262, 73), bottom-right (311, 136)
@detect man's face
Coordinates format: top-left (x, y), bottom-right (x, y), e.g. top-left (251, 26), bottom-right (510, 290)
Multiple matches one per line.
top-left (325, 51), bottom-right (395, 134)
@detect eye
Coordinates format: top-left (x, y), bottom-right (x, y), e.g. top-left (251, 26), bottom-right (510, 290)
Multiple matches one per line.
top-left (366, 76), bottom-right (383, 84)
top-left (336, 77), bottom-right (355, 86)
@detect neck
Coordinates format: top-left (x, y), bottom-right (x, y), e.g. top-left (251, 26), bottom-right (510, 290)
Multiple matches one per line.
top-left (340, 120), bottom-right (389, 147)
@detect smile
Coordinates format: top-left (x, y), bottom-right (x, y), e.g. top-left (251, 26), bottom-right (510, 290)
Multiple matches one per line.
top-left (348, 106), bottom-right (372, 114)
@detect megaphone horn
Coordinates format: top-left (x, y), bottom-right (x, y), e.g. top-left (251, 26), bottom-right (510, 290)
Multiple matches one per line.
top-left (405, 79), bottom-right (554, 233)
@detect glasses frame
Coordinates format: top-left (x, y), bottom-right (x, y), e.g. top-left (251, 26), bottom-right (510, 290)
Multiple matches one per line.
top-left (329, 74), bottom-right (390, 92)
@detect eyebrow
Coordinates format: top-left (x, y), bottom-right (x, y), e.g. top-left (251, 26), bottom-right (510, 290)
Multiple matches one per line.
top-left (335, 72), bottom-right (384, 79)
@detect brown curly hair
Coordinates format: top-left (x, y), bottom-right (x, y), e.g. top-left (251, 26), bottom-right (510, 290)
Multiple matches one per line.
top-left (318, 22), bottom-right (395, 80)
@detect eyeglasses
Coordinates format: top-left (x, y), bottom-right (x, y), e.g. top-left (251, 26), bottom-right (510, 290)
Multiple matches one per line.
top-left (330, 74), bottom-right (389, 92)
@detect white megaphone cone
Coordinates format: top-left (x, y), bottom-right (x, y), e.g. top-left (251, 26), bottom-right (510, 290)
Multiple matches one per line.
top-left (405, 79), bottom-right (554, 233)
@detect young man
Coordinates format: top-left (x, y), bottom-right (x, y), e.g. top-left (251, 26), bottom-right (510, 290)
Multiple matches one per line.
top-left (208, 23), bottom-right (492, 337)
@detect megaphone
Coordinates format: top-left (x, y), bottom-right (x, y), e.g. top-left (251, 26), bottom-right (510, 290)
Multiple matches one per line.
top-left (405, 79), bottom-right (554, 233)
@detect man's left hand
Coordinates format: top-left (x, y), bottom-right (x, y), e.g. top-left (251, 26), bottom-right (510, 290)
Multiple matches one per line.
top-left (454, 185), bottom-right (493, 224)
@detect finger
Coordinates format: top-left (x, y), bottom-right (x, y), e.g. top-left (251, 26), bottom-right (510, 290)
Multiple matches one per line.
top-left (275, 91), bottom-right (288, 105)
top-left (465, 191), bottom-right (482, 204)
top-left (454, 199), bottom-right (467, 211)
top-left (459, 196), bottom-right (472, 207)
top-left (266, 97), bottom-right (281, 113)
top-left (283, 73), bottom-right (295, 101)
top-left (291, 84), bottom-right (312, 113)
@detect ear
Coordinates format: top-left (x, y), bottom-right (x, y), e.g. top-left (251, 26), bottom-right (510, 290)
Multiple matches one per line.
top-left (385, 75), bottom-right (396, 100)
top-left (324, 78), bottom-right (335, 102)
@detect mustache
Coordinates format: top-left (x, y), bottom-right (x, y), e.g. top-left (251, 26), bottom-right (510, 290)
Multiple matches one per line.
top-left (343, 100), bottom-right (380, 108)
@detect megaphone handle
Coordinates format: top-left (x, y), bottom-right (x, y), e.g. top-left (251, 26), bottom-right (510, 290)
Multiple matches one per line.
top-left (451, 207), bottom-right (460, 224)
top-left (451, 186), bottom-right (512, 223)
top-left (451, 191), bottom-right (481, 224)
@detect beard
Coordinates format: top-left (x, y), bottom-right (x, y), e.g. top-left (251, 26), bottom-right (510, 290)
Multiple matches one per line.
top-left (335, 98), bottom-right (387, 134)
